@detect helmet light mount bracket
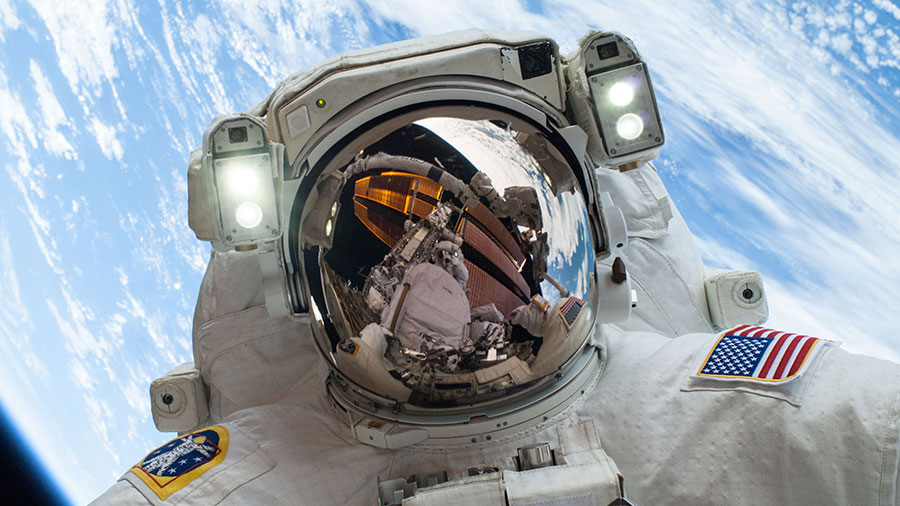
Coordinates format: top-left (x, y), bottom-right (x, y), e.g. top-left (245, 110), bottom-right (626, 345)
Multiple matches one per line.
top-left (199, 114), bottom-right (285, 253)
top-left (194, 115), bottom-right (295, 317)
top-left (565, 31), bottom-right (665, 170)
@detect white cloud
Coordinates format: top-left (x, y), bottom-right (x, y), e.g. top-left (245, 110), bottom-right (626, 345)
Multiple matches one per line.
top-left (692, 233), bottom-right (757, 272)
top-left (0, 221), bottom-right (49, 381)
top-left (26, 0), bottom-right (120, 99)
top-left (116, 203), bottom-right (204, 303)
top-left (116, 287), bottom-right (179, 365)
top-left (87, 117), bottom-right (123, 160)
top-left (25, 0), bottom-right (146, 160)
top-left (83, 391), bottom-right (120, 466)
top-left (873, 0), bottom-right (900, 21)
top-left (115, 267), bottom-right (128, 286)
top-left (215, 0), bottom-right (375, 86)
top-left (363, 0), bottom-right (544, 38)
top-left (766, 277), bottom-right (900, 364)
top-left (156, 4), bottom-right (232, 122)
top-left (825, 10), bottom-right (852, 31)
top-left (69, 357), bottom-right (97, 391)
top-left (103, 312), bottom-right (127, 344)
top-left (154, 168), bottom-right (209, 275)
top-left (120, 379), bottom-right (148, 419)
top-left (4, 160), bottom-right (65, 279)
top-left (46, 291), bottom-right (117, 386)
top-left (830, 32), bottom-right (853, 54)
top-left (0, 6), bottom-right (175, 502)
top-left (0, 222), bottom-right (29, 326)
top-left (44, 288), bottom-right (127, 482)
top-left (716, 159), bottom-right (795, 230)
top-left (0, 77), bottom-right (38, 160)
top-left (0, 0), bottom-right (20, 39)
top-left (120, 362), bottom-right (151, 421)
top-left (29, 60), bottom-right (76, 158)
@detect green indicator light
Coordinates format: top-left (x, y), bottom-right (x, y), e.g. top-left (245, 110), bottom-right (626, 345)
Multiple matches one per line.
top-left (315, 98), bottom-right (326, 108)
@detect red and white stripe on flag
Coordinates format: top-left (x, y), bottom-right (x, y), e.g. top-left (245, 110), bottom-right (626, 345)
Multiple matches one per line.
top-left (696, 324), bottom-right (836, 382)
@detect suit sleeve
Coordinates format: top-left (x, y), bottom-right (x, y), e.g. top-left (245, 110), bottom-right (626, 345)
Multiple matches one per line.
top-left (88, 480), bottom-right (150, 506)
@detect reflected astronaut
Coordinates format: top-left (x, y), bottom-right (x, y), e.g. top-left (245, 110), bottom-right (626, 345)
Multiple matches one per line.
top-left (93, 30), bottom-right (900, 506)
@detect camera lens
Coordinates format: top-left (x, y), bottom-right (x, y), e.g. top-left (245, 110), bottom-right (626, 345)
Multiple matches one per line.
top-left (229, 126), bottom-right (248, 144)
top-left (597, 41), bottom-right (620, 61)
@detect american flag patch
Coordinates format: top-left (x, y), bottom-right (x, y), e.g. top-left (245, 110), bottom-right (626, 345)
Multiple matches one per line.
top-left (697, 325), bottom-right (834, 382)
top-left (559, 297), bottom-right (586, 328)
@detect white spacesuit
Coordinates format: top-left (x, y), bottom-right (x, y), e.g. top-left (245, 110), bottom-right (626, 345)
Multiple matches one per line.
top-left (93, 30), bottom-right (900, 506)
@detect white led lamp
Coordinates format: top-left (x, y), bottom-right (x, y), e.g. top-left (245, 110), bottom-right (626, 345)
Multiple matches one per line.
top-left (588, 62), bottom-right (664, 158)
top-left (569, 31), bottom-right (665, 167)
top-left (201, 115), bottom-right (285, 252)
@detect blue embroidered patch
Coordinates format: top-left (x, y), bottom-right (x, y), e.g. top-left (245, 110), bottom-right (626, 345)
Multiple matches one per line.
top-left (129, 425), bottom-right (229, 500)
top-left (338, 338), bottom-right (358, 355)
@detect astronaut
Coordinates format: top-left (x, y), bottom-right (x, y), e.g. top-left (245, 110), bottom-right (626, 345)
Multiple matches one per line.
top-left (92, 30), bottom-right (900, 505)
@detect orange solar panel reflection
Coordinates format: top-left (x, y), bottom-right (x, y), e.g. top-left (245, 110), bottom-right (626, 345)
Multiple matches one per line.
top-left (466, 203), bottom-right (525, 267)
top-left (411, 198), bottom-right (436, 219)
top-left (352, 171), bottom-right (531, 319)
top-left (355, 177), bottom-right (370, 195)
top-left (355, 172), bottom-right (442, 214)
top-left (353, 201), bottom-right (404, 247)
top-left (379, 172), bottom-right (443, 201)
top-left (354, 172), bottom-right (445, 247)
top-left (462, 221), bottom-right (530, 297)
top-left (465, 260), bottom-right (525, 319)
top-left (359, 185), bottom-right (406, 212)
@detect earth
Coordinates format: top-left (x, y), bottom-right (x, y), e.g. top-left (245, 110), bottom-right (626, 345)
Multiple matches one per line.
top-left (0, 0), bottom-right (898, 503)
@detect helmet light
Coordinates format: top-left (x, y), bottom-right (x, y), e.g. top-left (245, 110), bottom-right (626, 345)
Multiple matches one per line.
top-left (203, 116), bottom-right (283, 251)
top-left (580, 32), bottom-right (664, 160)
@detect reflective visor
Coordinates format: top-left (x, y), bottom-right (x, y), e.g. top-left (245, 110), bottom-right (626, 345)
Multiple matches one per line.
top-left (306, 116), bottom-right (596, 407)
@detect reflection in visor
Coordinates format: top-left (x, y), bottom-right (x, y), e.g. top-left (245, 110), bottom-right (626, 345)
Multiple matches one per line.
top-left (317, 118), bottom-right (594, 405)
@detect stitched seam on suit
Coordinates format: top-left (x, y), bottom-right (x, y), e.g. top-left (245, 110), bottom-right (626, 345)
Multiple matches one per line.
top-left (794, 343), bottom-right (830, 406)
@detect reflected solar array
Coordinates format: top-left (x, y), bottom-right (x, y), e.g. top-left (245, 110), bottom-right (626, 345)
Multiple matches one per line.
top-left (352, 171), bottom-right (533, 317)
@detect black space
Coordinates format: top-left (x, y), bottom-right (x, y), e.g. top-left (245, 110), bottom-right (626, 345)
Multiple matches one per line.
top-left (0, 414), bottom-right (69, 506)
top-left (324, 195), bottom-right (392, 289)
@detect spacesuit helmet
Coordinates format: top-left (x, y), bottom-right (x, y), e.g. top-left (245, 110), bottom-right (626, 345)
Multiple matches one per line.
top-left (311, 113), bottom-right (599, 409)
top-left (189, 29), bottom-right (662, 440)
